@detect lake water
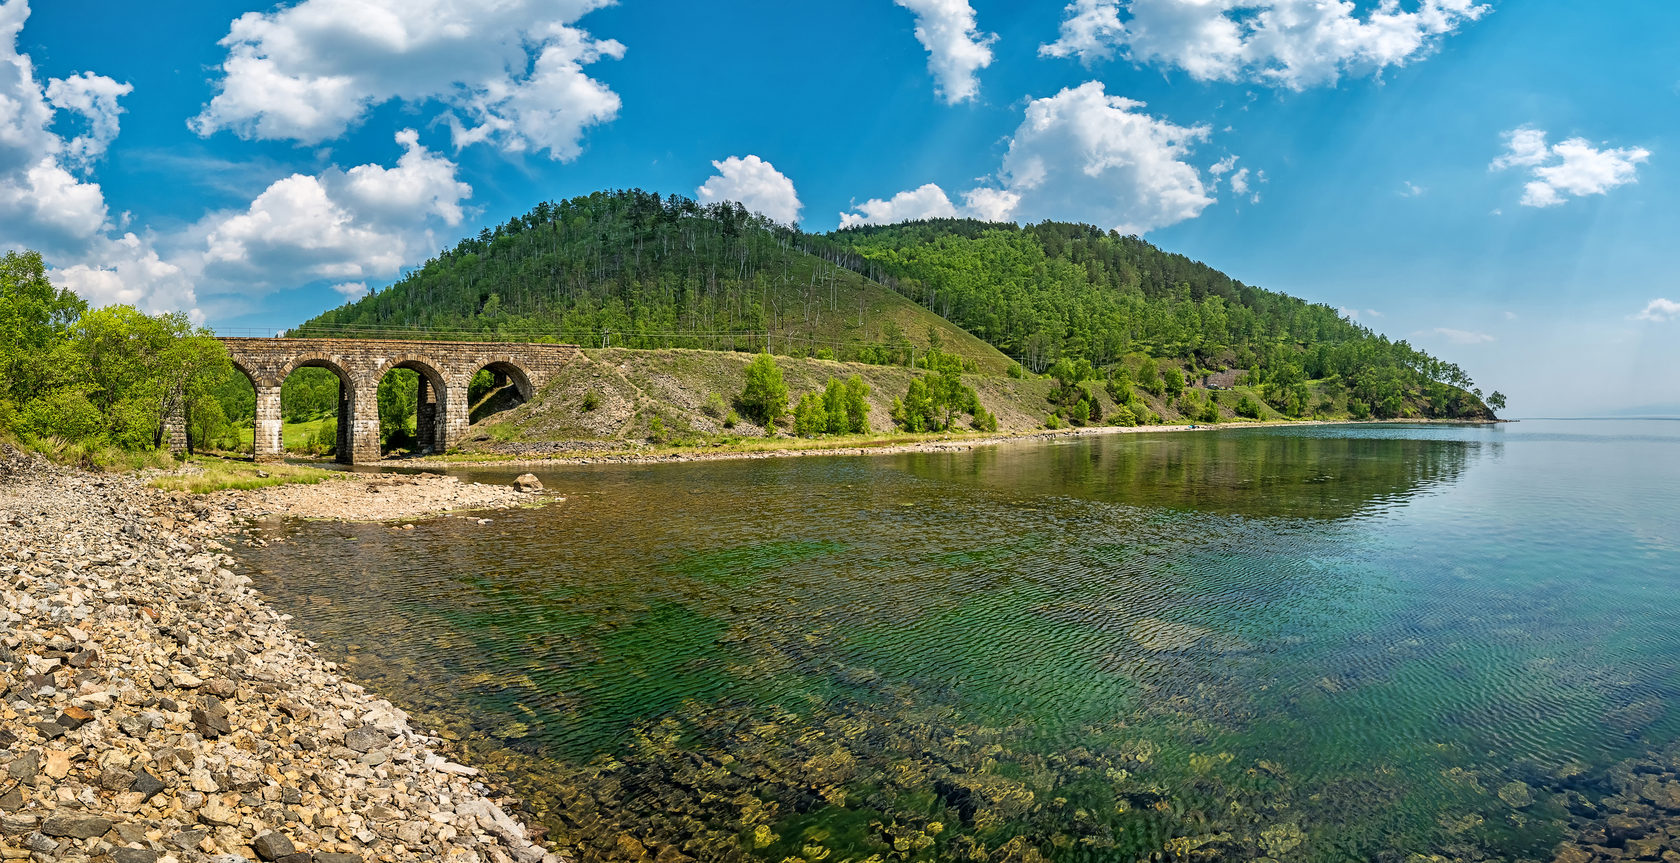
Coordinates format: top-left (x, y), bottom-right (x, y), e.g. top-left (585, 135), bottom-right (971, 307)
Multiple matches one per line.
top-left (235, 420), bottom-right (1680, 862)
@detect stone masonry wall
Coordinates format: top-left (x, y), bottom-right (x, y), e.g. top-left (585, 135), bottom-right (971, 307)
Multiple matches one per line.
top-left (209, 339), bottom-right (579, 465)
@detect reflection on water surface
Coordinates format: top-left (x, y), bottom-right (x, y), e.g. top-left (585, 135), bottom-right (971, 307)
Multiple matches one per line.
top-left (237, 421), bottom-right (1680, 862)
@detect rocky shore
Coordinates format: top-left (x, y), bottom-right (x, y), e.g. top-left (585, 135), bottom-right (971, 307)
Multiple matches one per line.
top-left (0, 445), bottom-right (562, 863)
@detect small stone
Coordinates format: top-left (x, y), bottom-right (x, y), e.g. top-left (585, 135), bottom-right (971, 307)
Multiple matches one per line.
top-left (43, 750), bottom-right (71, 779)
top-left (192, 698), bottom-right (232, 738)
top-left (67, 649), bottom-right (97, 668)
top-left (168, 828), bottom-right (207, 849)
top-left (5, 751), bottom-right (38, 783)
top-left (113, 848), bottom-right (160, 863)
top-left (171, 670), bottom-right (204, 688)
top-left (41, 814), bottom-right (113, 839)
top-left (188, 768), bottom-right (219, 792)
top-left (343, 726), bottom-right (383, 753)
top-left (130, 769), bottom-right (165, 800)
top-left (0, 787), bottom-right (21, 811)
top-left (252, 831), bottom-right (297, 861)
top-left (99, 765), bottom-right (137, 791)
top-left (277, 701), bottom-right (311, 720)
top-left (315, 854), bottom-right (364, 863)
top-left (56, 705), bottom-right (95, 730)
top-left (203, 678), bottom-right (238, 698)
top-left (23, 832), bottom-right (58, 854)
top-left (199, 800), bottom-right (239, 826)
top-left (361, 749), bottom-right (388, 767)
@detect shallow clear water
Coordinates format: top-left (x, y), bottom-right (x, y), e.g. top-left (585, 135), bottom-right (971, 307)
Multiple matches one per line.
top-left (237, 420), bottom-right (1680, 862)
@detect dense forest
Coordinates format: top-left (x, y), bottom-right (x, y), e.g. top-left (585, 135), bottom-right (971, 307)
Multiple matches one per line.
top-left (301, 190), bottom-right (1498, 420)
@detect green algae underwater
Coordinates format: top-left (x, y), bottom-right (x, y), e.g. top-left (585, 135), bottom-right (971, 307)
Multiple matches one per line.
top-left (236, 420), bottom-right (1680, 862)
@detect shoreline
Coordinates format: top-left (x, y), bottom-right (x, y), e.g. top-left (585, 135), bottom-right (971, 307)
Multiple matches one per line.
top-left (0, 445), bottom-right (565, 862)
top-left (368, 417), bottom-right (1504, 471)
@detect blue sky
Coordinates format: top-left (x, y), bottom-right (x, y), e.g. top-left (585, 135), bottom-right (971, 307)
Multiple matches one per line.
top-left (2, 0), bottom-right (1676, 415)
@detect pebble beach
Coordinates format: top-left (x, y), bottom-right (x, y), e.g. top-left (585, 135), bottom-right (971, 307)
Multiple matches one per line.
top-left (0, 446), bottom-right (560, 863)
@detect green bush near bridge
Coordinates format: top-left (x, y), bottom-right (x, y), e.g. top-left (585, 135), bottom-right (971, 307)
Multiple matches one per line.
top-left (0, 250), bottom-right (234, 465)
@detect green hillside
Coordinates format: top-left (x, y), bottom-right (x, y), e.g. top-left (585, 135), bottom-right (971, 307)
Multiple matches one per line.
top-left (301, 191), bottom-right (1012, 373)
top-left (296, 190), bottom-right (1497, 423)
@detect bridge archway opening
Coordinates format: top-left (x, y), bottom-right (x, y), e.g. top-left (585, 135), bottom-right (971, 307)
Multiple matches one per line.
top-left (467, 360), bottom-right (533, 424)
top-left (376, 359), bottom-right (448, 456)
top-left (278, 358), bottom-right (355, 461)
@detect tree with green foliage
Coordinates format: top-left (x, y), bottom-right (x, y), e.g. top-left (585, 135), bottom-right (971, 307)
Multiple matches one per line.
top-left (1163, 366), bottom-right (1185, 398)
top-left (1487, 391), bottom-right (1507, 412)
top-left (739, 352), bottom-right (789, 429)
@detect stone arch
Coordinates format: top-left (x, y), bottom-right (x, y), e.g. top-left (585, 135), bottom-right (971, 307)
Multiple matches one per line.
top-left (276, 354), bottom-right (360, 465)
top-left (219, 359), bottom-right (261, 458)
top-left (467, 358), bottom-right (535, 401)
top-left (374, 355), bottom-right (450, 455)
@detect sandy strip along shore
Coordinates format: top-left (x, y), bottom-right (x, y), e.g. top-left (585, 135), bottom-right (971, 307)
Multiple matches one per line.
top-left (0, 445), bottom-right (562, 863)
top-left (377, 417), bottom-right (1500, 470)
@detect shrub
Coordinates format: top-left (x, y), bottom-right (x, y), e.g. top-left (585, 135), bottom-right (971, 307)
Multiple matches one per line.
top-left (1235, 395), bottom-right (1263, 419)
top-left (581, 390), bottom-right (600, 411)
top-left (648, 417), bottom-right (666, 442)
top-left (723, 409), bottom-right (739, 429)
top-left (793, 392), bottom-right (826, 437)
top-left (702, 392), bottom-right (727, 419)
top-left (1110, 404), bottom-right (1137, 427)
top-left (1007, 363), bottom-right (1026, 379)
top-left (738, 352), bottom-right (789, 427)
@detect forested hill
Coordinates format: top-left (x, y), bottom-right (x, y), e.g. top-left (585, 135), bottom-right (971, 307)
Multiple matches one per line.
top-left (301, 190), bottom-right (1014, 372)
top-left (300, 189), bottom-right (1497, 420)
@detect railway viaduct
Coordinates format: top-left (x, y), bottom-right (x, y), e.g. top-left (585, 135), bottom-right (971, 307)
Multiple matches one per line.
top-left (210, 338), bottom-right (580, 464)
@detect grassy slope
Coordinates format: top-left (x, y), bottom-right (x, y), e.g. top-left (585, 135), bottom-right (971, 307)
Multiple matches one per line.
top-left (449, 348), bottom-right (1325, 453)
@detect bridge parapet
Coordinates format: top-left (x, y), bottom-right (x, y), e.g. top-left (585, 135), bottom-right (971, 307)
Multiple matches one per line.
top-left (212, 338), bottom-right (579, 464)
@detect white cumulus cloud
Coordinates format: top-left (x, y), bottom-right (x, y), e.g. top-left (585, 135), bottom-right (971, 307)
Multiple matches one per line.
top-left (1491, 126), bottom-right (1650, 208)
top-left (696, 155), bottom-right (802, 226)
top-left (894, 0), bottom-right (996, 104)
top-left (843, 82), bottom-right (1220, 234)
top-left (44, 71), bottom-right (132, 170)
top-left (191, 0), bottom-right (624, 160)
top-left (1634, 298), bottom-right (1680, 323)
top-left (1040, 0), bottom-right (1127, 65)
top-left (198, 129), bottom-right (471, 289)
top-left (976, 81), bottom-right (1215, 234)
top-left (839, 183), bottom-right (958, 228)
top-left (0, 0), bottom-right (191, 315)
top-left (1039, 0), bottom-right (1489, 89)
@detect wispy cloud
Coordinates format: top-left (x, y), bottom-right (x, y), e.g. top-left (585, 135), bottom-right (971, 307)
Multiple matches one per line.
top-left (1426, 327), bottom-right (1495, 344)
top-left (1400, 181), bottom-right (1426, 197)
top-left (1634, 298), bottom-right (1680, 322)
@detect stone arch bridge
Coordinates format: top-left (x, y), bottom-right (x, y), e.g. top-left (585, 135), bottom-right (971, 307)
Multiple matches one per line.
top-left (216, 338), bottom-right (579, 464)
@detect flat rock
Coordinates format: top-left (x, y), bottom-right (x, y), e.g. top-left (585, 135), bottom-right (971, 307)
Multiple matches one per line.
top-left (41, 814), bottom-right (113, 839)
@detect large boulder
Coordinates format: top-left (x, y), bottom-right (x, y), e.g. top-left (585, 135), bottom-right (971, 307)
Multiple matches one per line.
top-left (513, 473), bottom-right (543, 493)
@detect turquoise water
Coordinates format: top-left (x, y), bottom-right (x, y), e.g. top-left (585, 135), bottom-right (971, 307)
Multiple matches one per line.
top-left (237, 420), bottom-right (1680, 861)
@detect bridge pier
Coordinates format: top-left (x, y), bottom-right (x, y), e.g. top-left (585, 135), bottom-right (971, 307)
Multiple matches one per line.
top-left (417, 376), bottom-right (439, 454)
top-left (442, 385), bottom-right (470, 452)
top-left (255, 386), bottom-right (283, 462)
top-left (347, 385), bottom-right (381, 464)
